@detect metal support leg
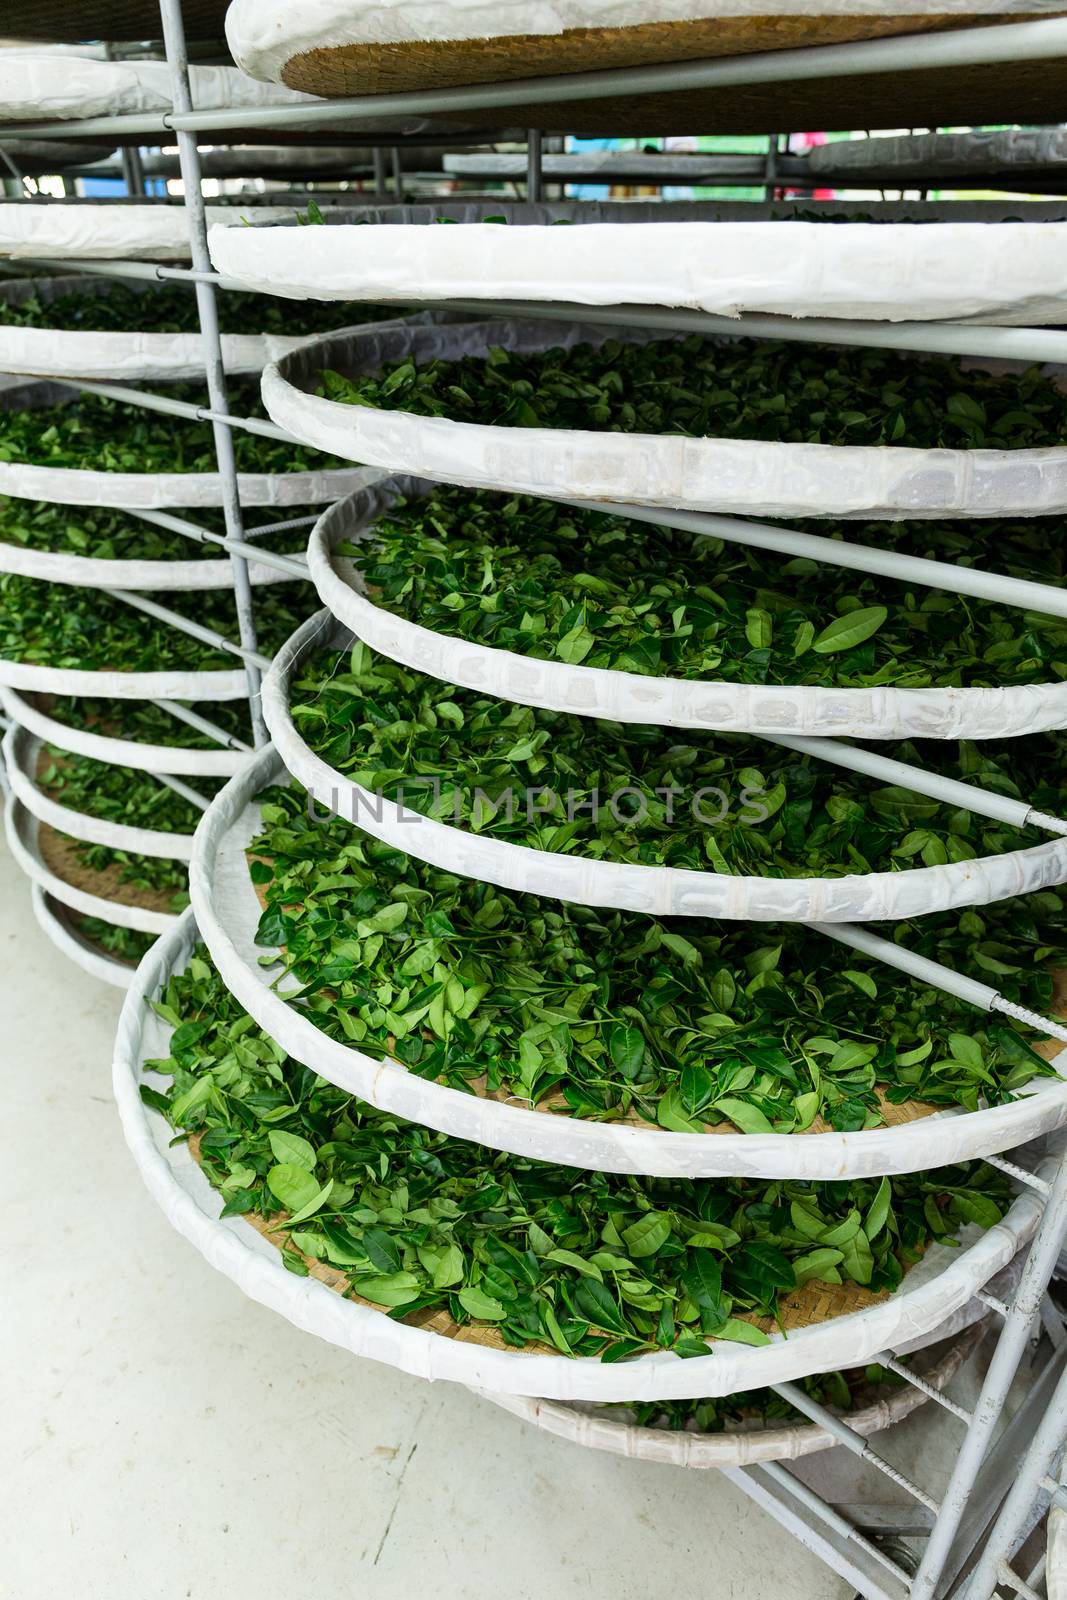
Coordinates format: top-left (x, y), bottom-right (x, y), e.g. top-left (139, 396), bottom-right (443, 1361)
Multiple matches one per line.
top-left (158, 0), bottom-right (267, 746)
top-left (911, 1150), bottom-right (1067, 1600)
top-left (959, 1359), bottom-right (1067, 1600)
top-left (121, 143), bottom-right (146, 196)
top-left (373, 147), bottom-right (388, 201)
top-left (527, 128), bottom-right (543, 202)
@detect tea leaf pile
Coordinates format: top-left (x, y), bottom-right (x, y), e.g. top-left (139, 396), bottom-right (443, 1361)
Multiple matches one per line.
top-left (349, 489), bottom-right (1067, 691)
top-left (321, 334), bottom-right (1067, 449)
top-left (248, 783), bottom-right (1057, 1133)
top-left (293, 643), bottom-right (1060, 875)
top-left (146, 951), bottom-right (1012, 1358)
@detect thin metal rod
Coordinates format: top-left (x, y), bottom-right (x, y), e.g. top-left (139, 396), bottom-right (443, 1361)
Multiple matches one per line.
top-left (390, 145), bottom-right (403, 199)
top-left (51, 375), bottom-right (297, 444)
top-left (154, 700), bottom-right (251, 752)
top-left (104, 587), bottom-right (271, 671)
top-left (814, 921), bottom-right (1017, 1015)
top-left (153, 771), bottom-right (209, 811)
top-left (526, 129), bottom-right (543, 203)
top-left (985, 1155), bottom-right (1053, 1196)
top-left (441, 298), bottom-right (1067, 367)
top-left (120, 143), bottom-right (146, 196)
top-left (5, 17), bottom-right (1067, 137)
top-left (159, 0), bottom-right (266, 747)
top-left (912, 1149), bottom-right (1067, 1600)
top-left (764, 733), bottom-right (1067, 836)
top-left (874, 1354), bottom-right (973, 1425)
top-left (373, 147), bottom-right (388, 202)
top-left (562, 501), bottom-right (1067, 622)
top-left (245, 514), bottom-right (320, 539)
top-left (744, 1461), bottom-right (912, 1588)
top-left (124, 508), bottom-right (310, 582)
top-left (995, 1569), bottom-right (1047, 1600)
top-left (770, 1381), bottom-right (940, 1512)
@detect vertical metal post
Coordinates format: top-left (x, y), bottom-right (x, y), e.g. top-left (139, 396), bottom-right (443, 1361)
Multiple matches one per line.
top-left (911, 1148), bottom-right (1067, 1600)
top-left (158, 0), bottom-right (267, 745)
top-left (121, 143), bottom-right (146, 196)
top-left (959, 1360), bottom-right (1067, 1600)
top-left (390, 145), bottom-right (403, 199)
top-left (373, 146), bottom-right (388, 201)
top-left (764, 132), bottom-right (780, 202)
top-left (526, 128), bottom-right (543, 202)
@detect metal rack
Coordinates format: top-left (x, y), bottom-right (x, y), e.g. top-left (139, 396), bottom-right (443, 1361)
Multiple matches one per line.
top-left (5, 8), bottom-right (1067, 1596)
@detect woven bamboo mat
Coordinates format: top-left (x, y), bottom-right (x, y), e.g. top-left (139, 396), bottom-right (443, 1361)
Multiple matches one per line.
top-left (37, 820), bottom-right (179, 916)
top-left (188, 1131), bottom-right (887, 1349)
top-left (281, 14), bottom-right (1065, 134)
top-left (284, 13), bottom-right (1002, 97)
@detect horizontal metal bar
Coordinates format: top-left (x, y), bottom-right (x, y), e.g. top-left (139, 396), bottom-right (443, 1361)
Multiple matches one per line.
top-left (764, 734), bottom-right (1065, 836)
top-left (244, 514), bottom-right (320, 539)
top-left (3, 17), bottom-right (1065, 137)
top-left (153, 771), bottom-right (209, 811)
top-left (103, 588), bottom-right (271, 672)
top-left (996, 1565), bottom-right (1046, 1600)
top-left (985, 1155), bottom-right (1053, 1196)
top-left (976, 1291), bottom-right (1011, 1318)
top-left (564, 501), bottom-right (1067, 624)
top-left (725, 1460), bottom-right (912, 1597)
top-left (770, 1380), bottom-right (940, 1512)
top-left (154, 700), bottom-right (251, 753)
top-left (124, 508), bottom-right (310, 582)
top-left (15, 257), bottom-right (252, 293)
top-left (448, 299), bottom-right (1067, 366)
top-left (875, 1353), bottom-right (973, 1425)
top-left (52, 376), bottom-right (299, 445)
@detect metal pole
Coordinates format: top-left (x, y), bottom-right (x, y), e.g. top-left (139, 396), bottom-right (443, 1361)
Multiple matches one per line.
top-left (961, 1362), bottom-right (1067, 1599)
top-left (373, 147), bottom-right (388, 201)
top-left (563, 500), bottom-right (1067, 623)
top-left (527, 129), bottom-right (543, 203)
top-left (911, 1149), bottom-right (1067, 1600)
top-left (155, 701), bottom-right (251, 752)
top-left (158, 0), bottom-right (267, 745)
top-left (120, 144), bottom-right (146, 196)
top-left (390, 146), bottom-right (403, 200)
top-left (763, 733), bottom-right (1067, 835)
top-left (764, 133), bottom-right (779, 203)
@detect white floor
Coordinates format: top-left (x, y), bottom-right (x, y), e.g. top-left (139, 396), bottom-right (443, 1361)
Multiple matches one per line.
top-left (0, 836), bottom-right (869, 1600)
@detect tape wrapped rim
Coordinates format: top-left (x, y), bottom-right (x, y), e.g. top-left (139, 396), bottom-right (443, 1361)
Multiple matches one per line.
top-left (0, 656), bottom-right (249, 703)
top-left (0, 460), bottom-right (386, 510)
top-left (265, 608), bottom-right (1067, 923)
top-left (0, 687), bottom-right (252, 778)
top-left (474, 1317), bottom-right (985, 1468)
top-left (189, 742), bottom-right (1067, 1181)
top-left (0, 325), bottom-right (313, 383)
top-left (262, 318), bottom-right (1067, 520)
top-left (0, 533), bottom-right (293, 592)
top-left (4, 789), bottom-right (179, 934)
top-left (115, 903), bottom-right (1054, 1400)
top-left (3, 723), bottom-right (196, 862)
top-left (305, 478), bottom-right (1067, 741)
top-left (210, 217), bottom-right (1067, 325)
top-left (30, 885), bottom-right (137, 991)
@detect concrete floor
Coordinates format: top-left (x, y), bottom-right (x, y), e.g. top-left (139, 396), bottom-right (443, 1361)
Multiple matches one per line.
top-left (0, 835), bottom-right (860, 1600)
